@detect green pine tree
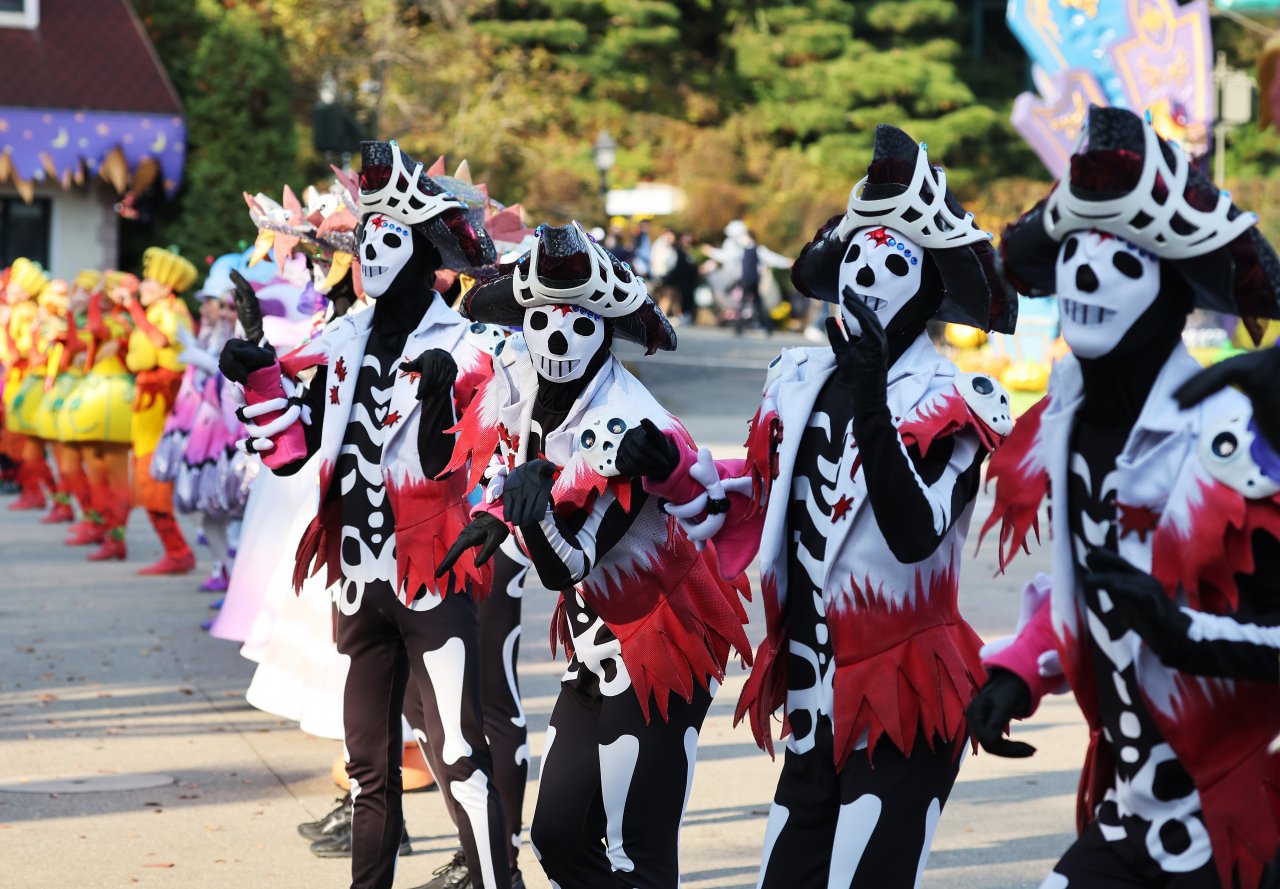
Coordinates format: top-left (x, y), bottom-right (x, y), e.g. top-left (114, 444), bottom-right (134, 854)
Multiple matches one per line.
top-left (159, 5), bottom-right (298, 267)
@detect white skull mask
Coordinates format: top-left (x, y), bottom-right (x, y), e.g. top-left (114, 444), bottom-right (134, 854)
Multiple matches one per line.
top-left (523, 305), bottom-right (604, 383)
top-left (1055, 230), bottom-right (1160, 360)
top-left (359, 214), bottom-right (413, 299)
top-left (838, 226), bottom-right (924, 336)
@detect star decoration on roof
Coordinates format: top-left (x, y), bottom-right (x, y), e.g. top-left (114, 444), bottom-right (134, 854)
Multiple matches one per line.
top-left (1116, 502), bottom-right (1160, 543)
top-left (335, 356), bottom-right (348, 382)
top-left (832, 493), bottom-right (854, 522)
top-left (865, 227), bottom-right (892, 247)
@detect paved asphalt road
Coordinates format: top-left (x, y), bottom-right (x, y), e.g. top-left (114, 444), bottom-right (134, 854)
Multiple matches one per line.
top-left (0, 326), bottom-right (1083, 889)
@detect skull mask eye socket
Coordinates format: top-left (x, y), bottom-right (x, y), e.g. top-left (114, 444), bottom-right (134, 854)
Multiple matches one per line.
top-left (529, 310), bottom-right (549, 331)
top-left (580, 429), bottom-right (597, 449)
top-left (573, 316), bottom-right (597, 337)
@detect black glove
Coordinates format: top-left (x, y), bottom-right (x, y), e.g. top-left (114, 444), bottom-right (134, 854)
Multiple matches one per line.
top-left (826, 286), bottom-right (888, 415)
top-left (503, 458), bottom-right (558, 526)
top-left (219, 338), bottom-right (277, 385)
top-left (1174, 348), bottom-right (1280, 453)
top-left (435, 512), bottom-right (510, 578)
top-left (616, 418), bottom-right (679, 482)
top-left (230, 270), bottom-right (265, 344)
top-left (399, 348), bottom-right (458, 401)
top-left (966, 668), bottom-right (1036, 758)
top-left (1084, 547), bottom-right (1192, 666)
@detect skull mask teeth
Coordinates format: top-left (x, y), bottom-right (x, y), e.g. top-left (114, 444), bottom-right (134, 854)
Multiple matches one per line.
top-left (523, 305), bottom-right (604, 383)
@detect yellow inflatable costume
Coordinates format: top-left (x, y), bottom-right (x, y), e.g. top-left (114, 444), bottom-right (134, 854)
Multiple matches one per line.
top-left (127, 247), bottom-right (196, 575)
top-left (2, 259), bottom-right (54, 510)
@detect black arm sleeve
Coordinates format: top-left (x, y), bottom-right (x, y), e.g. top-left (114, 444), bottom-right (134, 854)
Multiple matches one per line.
top-left (273, 365), bottom-right (329, 477)
top-left (854, 402), bottom-right (986, 564)
top-left (417, 383), bottom-right (457, 479)
top-left (519, 480), bottom-right (648, 591)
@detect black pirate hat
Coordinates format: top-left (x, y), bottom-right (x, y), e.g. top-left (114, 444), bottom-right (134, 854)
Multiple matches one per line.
top-left (1001, 105), bottom-right (1280, 342)
top-left (462, 221), bottom-right (676, 354)
top-left (357, 141), bottom-right (496, 271)
top-left (792, 124), bottom-right (1016, 334)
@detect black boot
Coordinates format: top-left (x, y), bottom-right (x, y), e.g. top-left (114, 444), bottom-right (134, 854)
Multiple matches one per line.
top-left (309, 821), bottom-right (412, 859)
top-left (297, 794), bottom-right (351, 841)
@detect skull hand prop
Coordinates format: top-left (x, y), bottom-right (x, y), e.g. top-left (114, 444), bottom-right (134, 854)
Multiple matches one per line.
top-left (359, 214), bottom-right (414, 299)
top-left (1055, 230), bottom-right (1160, 360)
top-left (579, 415), bottom-right (629, 477)
top-left (465, 322), bottom-right (511, 357)
top-left (956, 372), bottom-right (1014, 437)
top-left (523, 305), bottom-right (604, 383)
top-left (839, 226), bottom-right (924, 336)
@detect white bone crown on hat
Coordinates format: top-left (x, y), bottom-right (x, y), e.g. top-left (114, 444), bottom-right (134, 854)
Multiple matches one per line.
top-left (1042, 116), bottom-right (1257, 260)
top-left (836, 140), bottom-right (991, 250)
top-left (511, 220), bottom-right (649, 318)
top-left (358, 141), bottom-right (466, 226)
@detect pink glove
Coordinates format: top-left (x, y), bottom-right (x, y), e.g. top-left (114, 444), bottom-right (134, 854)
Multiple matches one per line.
top-left (238, 363), bottom-right (309, 470)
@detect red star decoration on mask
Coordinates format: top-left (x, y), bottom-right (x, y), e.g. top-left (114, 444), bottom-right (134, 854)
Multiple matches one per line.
top-left (865, 227), bottom-right (892, 247)
top-left (832, 494), bottom-right (854, 522)
top-left (334, 356), bottom-right (348, 382)
top-left (382, 410), bottom-right (403, 428)
top-left (369, 215), bottom-right (387, 230)
top-left (1116, 502), bottom-right (1160, 543)
top-left (329, 385), bottom-right (340, 404)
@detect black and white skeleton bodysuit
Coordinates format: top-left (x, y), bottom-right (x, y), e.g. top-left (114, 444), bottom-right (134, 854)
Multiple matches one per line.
top-left (279, 289), bottom-right (510, 889)
top-left (500, 350), bottom-right (715, 889)
top-left (756, 352), bottom-right (984, 889)
top-left (1057, 380), bottom-right (1214, 888)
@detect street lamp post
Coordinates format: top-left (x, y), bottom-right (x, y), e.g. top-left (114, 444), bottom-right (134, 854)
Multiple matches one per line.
top-left (593, 130), bottom-right (617, 223)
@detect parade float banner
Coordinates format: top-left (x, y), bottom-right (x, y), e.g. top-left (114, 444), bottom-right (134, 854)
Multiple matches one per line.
top-left (0, 108), bottom-right (186, 197)
top-left (1008, 0), bottom-right (1213, 172)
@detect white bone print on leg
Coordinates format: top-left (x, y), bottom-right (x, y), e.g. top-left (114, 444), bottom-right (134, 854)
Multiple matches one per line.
top-left (600, 733), bottom-right (641, 873)
top-left (756, 803), bottom-right (790, 889)
top-left (450, 769), bottom-right (498, 889)
top-left (827, 794), bottom-right (883, 889)
top-left (422, 638), bottom-right (473, 765)
top-left (912, 797), bottom-right (942, 887)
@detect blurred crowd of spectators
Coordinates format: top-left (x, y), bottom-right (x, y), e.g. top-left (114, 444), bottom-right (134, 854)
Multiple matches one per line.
top-left (591, 218), bottom-right (825, 337)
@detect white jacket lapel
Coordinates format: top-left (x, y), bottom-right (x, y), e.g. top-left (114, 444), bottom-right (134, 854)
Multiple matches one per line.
top-left (316, 313), bottom-right (373, 477)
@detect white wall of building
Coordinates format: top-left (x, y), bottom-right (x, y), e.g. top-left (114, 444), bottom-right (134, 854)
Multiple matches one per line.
top-left (45, 185), bottom-right (118, 280)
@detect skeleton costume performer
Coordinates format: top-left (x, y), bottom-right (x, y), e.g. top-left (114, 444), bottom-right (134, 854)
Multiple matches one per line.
top-left (642, 125), bottom-right (1017, 888)
top-left (441, 221), bottom-right (752, 889)
top-left (971, 106), bottom-right (1280, 889)
top-left (220, 140), bottom-right (511, 889)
